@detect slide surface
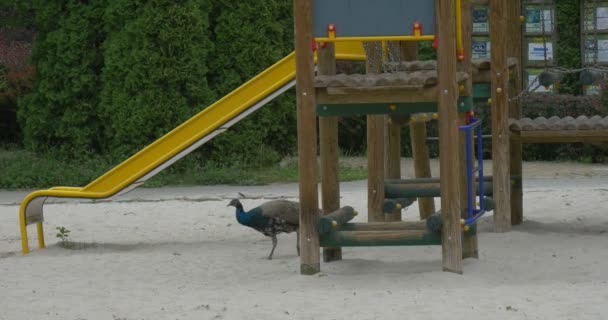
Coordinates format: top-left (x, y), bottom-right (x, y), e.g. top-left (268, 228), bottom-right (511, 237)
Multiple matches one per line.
top-left (20, 42), bottom-right (366, 228)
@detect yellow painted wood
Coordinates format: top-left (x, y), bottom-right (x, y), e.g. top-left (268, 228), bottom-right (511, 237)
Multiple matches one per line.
top-left (316, 35), bottom-right (435, 43)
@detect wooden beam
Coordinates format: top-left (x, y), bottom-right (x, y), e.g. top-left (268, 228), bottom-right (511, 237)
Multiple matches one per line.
top-left (409, 119), bottom-right (436, 216)
top-left (385, 115), bottom-right (402, 222)
top-left (398, 41), bottom-right (437, 220)
top-left (460, 0), bottom-right (479, 259)
top-left (320, 229), bottom-right (442, 247)
top-left (385, 182), bottom-right (493, 199)
top-left (368, 114), bottom-right (386, 222)
top-left (506, 0), bottom-right (523, 227)
top-left (383, 41), bottom-right (420, 223)
top-left (366, 42), bottom-right (386, 222)
top-left (294, 0), bottom-right (320, 275)
top-left (437, 0), bottom-right (463, 274)
top-left (318, 43), bottom-right (343, 262)
top-left (316, 86), bottom-right (440, 104)
top-left (338, 221), bottom-right (428, 232)
top-left (385, 120), bottom-right (401, 182)
top-left (386, 176), bottom-right (493, 184)
top-left (509, 133), bottom-right (523, 225)
top-left (490, 0), bottom-right (512, 232)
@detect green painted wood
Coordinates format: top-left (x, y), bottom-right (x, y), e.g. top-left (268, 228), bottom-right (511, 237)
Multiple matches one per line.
top-left (482, 197), bottom-right (495, 211)
top-left (318, 227), bottom-right (477, 247)
top-left (319, 230), bottom-right (442, 247)
top-left (316, 97), bottom-right (473, 117)
top-left (473, 83), bottom-right (491, 99)
top-left (385, 176), bottom-right (493, 184)
top-left (383, 198), bottom-right (415, 213)
top-left (458, 96), bottom-right (474, 112)
top-left (386, 175), bottom-right (521, 186)
top-left (337, 221), bottom-right (428, 232)
top-left (317, 103), bottom-right (436, 117)
top-left (426, 212), bottom-right (442, 232)
top-left (427, 213), bottom-right (479, 235)
top-left (384, 182), bottom-right (494, 198)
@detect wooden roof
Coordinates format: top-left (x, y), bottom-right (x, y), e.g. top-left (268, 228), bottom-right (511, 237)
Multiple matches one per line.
top-left (315, 58), bottom-right (518, 88)
top-left (314, 70), bottom-right (469, 88)
top-left (381, 58), bottom-right (518, 73)
top-left (509, 116), bottom-right (608, 132)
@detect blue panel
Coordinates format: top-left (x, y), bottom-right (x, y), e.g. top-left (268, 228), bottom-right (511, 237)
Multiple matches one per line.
top-left (313, 0), bottom-right (435, 37)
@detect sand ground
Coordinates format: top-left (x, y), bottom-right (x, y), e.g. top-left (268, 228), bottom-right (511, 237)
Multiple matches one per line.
top-left (1, 159), bottom-right (607, 320)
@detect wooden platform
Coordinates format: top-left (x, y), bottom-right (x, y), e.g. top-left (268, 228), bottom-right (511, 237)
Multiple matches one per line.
top-left (509, 116), bottom-right (608, 143)
top-left (315, 71), bottom-right (469, 104)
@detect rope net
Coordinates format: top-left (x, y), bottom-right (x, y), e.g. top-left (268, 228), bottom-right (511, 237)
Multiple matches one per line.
top-left (362, 41), bottom-right (402, 73)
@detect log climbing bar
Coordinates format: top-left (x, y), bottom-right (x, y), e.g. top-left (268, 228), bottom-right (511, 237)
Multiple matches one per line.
top-left (384, 182), bottom-right (493, 199)
top-left (319, 218), bottom-right (477, 247)
top-left (318, 206), bottom-right (357, 235)
top-left (383, 198), bottom-right (416, 214)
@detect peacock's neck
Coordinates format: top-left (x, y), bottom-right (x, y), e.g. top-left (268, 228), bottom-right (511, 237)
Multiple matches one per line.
top-left (235, 206), bottom-right (252, 226)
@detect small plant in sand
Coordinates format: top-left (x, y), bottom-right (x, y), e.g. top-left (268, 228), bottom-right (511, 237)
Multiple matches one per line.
top-left (55, 226), bottom-right (72, 248)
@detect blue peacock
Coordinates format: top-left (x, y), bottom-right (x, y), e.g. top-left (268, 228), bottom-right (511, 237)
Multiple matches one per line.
top-left (228, 199), bottom-right (303, 260)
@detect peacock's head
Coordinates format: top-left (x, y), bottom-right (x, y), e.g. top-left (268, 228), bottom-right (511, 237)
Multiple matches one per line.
top-left (227, 199), bottom-right (242, 208)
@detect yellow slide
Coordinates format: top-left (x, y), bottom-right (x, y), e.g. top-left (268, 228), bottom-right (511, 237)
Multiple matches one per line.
top-left (19, 41), bottom-right (366, 254)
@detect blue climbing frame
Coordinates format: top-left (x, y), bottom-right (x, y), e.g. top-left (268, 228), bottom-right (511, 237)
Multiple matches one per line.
top-left (459, 117), bottom-right (486, 225)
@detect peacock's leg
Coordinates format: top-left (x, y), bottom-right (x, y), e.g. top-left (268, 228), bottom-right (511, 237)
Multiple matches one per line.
top-left (296, 231), bottom-right (300, 256)
top-left (268, 235), bottom-right (278, 260)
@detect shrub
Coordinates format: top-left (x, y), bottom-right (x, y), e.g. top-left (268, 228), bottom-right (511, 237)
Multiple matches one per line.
top-left (17, 0), bottom-right (106, 158)
top-left (0, 0), bottom-right (35, 143)
top-left (99, 0), bottom-right (215, 161)
top-left (202, 0), bottom-right (296, 167)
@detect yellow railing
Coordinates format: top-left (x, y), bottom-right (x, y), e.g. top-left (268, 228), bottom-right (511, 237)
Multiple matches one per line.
top-left (315, 35), bottom-right (436, 43)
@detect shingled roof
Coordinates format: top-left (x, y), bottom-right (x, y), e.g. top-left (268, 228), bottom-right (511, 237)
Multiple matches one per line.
top-left (509, 116), bottom-right (608, 131)
top-left (314, 70), bottom-right (469, 88)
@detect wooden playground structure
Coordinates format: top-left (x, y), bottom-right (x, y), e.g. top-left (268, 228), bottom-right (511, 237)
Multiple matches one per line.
top-left (294, 0), bottom-right (608, 275)
top-left (16, 0), bottom-right (608, 273)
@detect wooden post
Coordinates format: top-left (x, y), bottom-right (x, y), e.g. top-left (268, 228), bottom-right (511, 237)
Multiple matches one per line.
top-left (366, 42), bottom-right (386, 222)
top-left (459, 0), bottom-right (478, 259)
top-left (410, 122), bottom-right (435, 219)
top-left (507, 0), bottom-right (523, 226)
top-left (401, 42), bottom-right (436, 220)
top-left (318, 43), bottom-right (343, 262)
top-left (437, 0), bottom-right (463, 274)
top-left (490, 0), bottom-right (512, 232)
top-left (368, 115), bottom-right (386, 222)
top-left (385, 114), bottom-right (402, 222)
top-left (294, 0), bottom-right (320, 275)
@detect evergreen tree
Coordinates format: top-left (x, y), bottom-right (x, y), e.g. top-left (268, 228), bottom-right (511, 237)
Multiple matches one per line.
top-left (100, 0), bottom-right (214, 160)
top-left (204, 0), bottom-right (296, 166)
top-left (18, 0), bottom-right (106, 157)
top-left (555, 0), bottom-right (581, 95)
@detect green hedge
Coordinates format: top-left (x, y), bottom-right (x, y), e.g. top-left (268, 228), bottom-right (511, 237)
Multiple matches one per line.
top-left (202, 0), bottom-right (297, 166)
top-left (18, 0), bottom-right (106, 156)
top-left (9, 0), bottom-right (608, 167)
top-left (100, 0), bottom-right (214, 160)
